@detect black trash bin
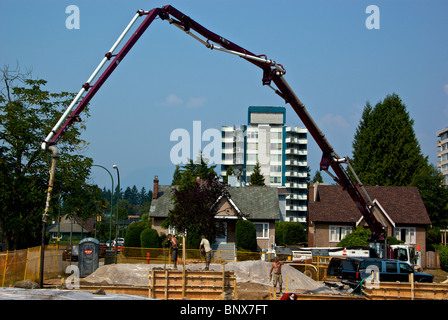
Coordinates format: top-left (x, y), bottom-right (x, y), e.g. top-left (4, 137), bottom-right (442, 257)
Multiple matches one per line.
top-left (104, 249), bottom-right (115, 265)
top-left (78, 238), bottom-right (100, 278)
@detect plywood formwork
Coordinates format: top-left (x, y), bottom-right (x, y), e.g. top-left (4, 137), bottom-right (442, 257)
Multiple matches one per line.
top-left (362, 282), bottom-right (448, 300)
top-left (148, 268), bottom-right (236, 300)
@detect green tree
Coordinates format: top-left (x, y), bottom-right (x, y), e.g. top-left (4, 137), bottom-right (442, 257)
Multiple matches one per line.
top-left (0, 66), bottom-right (96, 250)
top-left (171, 165), bottom-right (182, 185)
top-left (351, 94), bottom-right (427, 186)
top-left (249, 161), bottom-right (265, 186)
top-left (167, 155), bottom-right (226, 241)
top-left (351, 93), bottom-right (448, 227)
top-left (411, 164), bottom-right (448, 228)
top-left (312, 171), bottom-right (323, 183)
top-left (223, 165), bottom-right (234, 184)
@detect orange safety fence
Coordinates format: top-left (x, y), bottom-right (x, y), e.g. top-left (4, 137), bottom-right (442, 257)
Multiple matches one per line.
top-left (0, 245), bottom-right (278, 287)
top-left (0, 245), bottom-right (71, 287)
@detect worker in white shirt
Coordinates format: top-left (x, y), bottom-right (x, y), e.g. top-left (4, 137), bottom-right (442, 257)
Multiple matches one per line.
top-left (199, 235), bottom-right (212, 271)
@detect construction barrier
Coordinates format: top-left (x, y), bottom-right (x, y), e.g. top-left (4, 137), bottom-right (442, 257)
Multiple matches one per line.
top-left (287, 255), bottom-right (330, 281)
top-left (0, 245), bottom-right (70, 287)
top-left (119, 247), bottom-right (263, 264)
top-left (0, 244), bottom-right (331, 287)
top-left (0, 245), bottom-right (264, 287)
top-left (362, 280), bottom-right (448, 300)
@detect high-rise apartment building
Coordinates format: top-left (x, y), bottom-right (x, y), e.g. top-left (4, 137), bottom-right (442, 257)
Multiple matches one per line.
top-left (221, 106), bottom-right (308, 222)
top-left (437, 127), bottom-right (448, 185)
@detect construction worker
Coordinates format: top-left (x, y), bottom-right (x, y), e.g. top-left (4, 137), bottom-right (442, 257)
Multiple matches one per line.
top-left (168, 234), bottom-right (179, 270)
top-left (199, 235), bottom-right (212, 271)
top-left (269, 257), bottom-right (284, 294)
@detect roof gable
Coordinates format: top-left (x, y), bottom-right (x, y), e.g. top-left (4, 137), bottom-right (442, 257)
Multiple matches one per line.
top-left (309, 185), bottom-right (431, 226)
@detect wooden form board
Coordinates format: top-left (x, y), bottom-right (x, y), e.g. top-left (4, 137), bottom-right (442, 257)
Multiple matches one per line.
top-left (148, 269), bottom-right (236, 300)
top-left (363, 281), bottom-right (448, 300)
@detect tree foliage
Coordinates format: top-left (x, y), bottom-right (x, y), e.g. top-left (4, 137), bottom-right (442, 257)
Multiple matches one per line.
top-left (351, 94), bottom-right (427, 186)
top-left (351, 93), bottom-right (448, 227)
top-left (275, 221), bottom-right (307, 246)
top-left (167, 154), bottom-right (225, 241)
top-left (140, 227), bottom-right (160, 248)
top-left (249, 161), bottom-right (265, 186)
top-left (337, 227), bottom-right (371, 247)
top-left (312, 171), bottom-right (323, 183)
top-left (0, 66), bottom-right (97, 250)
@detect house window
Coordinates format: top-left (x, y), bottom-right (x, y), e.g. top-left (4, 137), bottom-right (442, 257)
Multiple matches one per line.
top-left (329, 226), bottom-right (352, 243)
top-left (254, 222), bottom-right (269, 239)
top-left (394, 227), bottom-right (416, 244)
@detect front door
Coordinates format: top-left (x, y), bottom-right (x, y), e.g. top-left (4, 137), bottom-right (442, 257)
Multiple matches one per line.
top-left (214, 222), bottom-right (227, 246)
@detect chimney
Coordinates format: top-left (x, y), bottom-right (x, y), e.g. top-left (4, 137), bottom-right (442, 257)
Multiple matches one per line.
top-left (152, 175), bottom-right (159, 200)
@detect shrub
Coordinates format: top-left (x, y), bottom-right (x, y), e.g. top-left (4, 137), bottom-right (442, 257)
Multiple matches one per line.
top-left (275, 222), bottom-right (307, 246)
top-left (236, 220), bottom-right (257, 252)
top-left (438, 245), bottom-right (448, 272)
top-left (123, 220), bottom-right (150, 256)
top-left (337, 226), bottom-right (370, 247)
top-left (140, 228), bottom-right (160, 248)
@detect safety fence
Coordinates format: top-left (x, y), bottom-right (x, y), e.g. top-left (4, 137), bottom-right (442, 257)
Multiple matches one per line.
top-left (0, 245), bottom-right (331, 287)
top-left (0, 245), bottom-right (268, 287)
top-left (119, 247), bottom-right (266, 264)
top-left (0, 245), bottom-right (71, 287)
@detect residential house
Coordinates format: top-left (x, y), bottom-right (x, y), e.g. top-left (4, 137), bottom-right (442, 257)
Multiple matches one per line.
top-left (47, 214), bottom-right (94, 241)
top-left (307, 183), bottom-right (432, 267)
top-left (149, 177), bottom-right (280, 253)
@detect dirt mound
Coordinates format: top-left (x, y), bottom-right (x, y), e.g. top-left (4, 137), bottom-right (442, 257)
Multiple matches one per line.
top-left (83, 261), bottom-right (335, 294)
top-left (82, 264), bottom-right (154, 286)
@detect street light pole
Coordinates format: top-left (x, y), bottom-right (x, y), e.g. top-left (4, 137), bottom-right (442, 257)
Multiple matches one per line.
top-left (113, 165), bottom-right (120, 264)
top-left (92, 164), bottom-right (114, 247)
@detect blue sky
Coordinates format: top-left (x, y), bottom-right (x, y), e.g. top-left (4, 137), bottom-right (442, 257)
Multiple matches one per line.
top-left (1, 0), bottom-right (447, 191)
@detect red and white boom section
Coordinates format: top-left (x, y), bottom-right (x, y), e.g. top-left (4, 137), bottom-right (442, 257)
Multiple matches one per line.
top-left (42, 5), bottom-right (386, 241)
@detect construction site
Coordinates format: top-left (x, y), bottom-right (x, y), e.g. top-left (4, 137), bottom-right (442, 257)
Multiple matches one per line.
top-left (1, 244), bottom-right (447, 301)
top-left (1, 4), bottom-right (447, 308)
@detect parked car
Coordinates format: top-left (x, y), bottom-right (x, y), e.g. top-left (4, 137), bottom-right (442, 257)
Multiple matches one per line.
top-left (358, 258), bottom-right (434, 283)
top-left (113, 238), bottom-right (124, 252)
top-left (62, 245), bottom-right (79, 261)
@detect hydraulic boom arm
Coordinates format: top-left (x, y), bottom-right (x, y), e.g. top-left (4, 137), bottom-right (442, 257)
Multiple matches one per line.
top-left (42, 5), bottom-right (385, 240)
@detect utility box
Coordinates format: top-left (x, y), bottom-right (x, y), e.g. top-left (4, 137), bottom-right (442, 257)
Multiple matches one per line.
top-left (78, 238), bottom-right (100, 278)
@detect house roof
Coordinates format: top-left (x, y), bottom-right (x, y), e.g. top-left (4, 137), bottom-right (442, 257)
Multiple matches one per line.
top-left (149, 185), bottom-right (174, 218)
top-left (227, 186), bottom-right (280, 220)
top-left (46, 214), bottom-right (92, 234)
top-left (308, 185), bottom-right (431, 226)
top-left (149, 185), bottom-right (280, 220)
